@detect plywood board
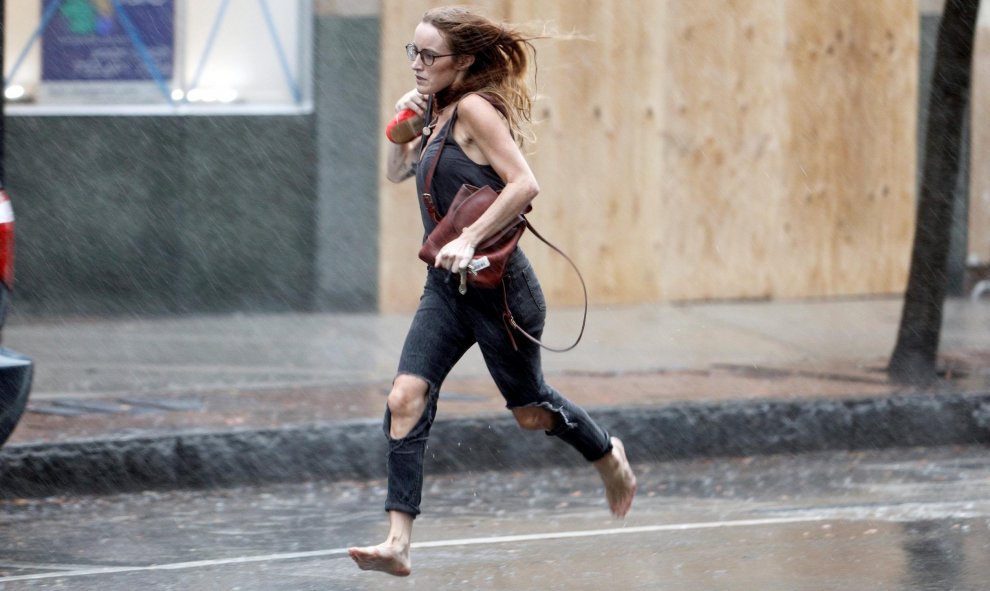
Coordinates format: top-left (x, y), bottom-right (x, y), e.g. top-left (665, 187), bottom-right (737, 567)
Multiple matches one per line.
top-left (970, 2), bottom-right (990, 265)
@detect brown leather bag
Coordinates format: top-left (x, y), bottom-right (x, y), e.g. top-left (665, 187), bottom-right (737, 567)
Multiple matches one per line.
top-left (417, 182), bottom-right (529, 291)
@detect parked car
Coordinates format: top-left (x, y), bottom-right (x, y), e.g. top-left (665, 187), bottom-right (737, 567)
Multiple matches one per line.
top-left (0, 188), bottom-right (33, 447)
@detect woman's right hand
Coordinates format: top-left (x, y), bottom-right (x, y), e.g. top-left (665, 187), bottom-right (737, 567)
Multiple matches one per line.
top-left (395, 89), bottom-right (427, 116)
top-left (385, 89), bottom-right (427, 183)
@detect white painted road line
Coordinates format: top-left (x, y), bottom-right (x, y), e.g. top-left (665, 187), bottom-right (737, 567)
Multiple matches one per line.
top-left (0, 515), bottom-right (826, 583)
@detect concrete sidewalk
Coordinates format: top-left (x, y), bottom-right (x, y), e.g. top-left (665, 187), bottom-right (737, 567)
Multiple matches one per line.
top-left (1, 297), bottom-right (988, 497)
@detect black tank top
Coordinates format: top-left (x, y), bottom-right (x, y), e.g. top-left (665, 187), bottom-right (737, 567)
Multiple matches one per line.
top-left (414, 107), bottom-right (504, 241)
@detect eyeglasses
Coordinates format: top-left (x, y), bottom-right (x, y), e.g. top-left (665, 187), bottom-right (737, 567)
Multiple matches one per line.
top-left (405, 43), bottom-right (457, 66)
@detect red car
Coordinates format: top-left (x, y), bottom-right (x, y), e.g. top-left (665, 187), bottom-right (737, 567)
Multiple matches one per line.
top-left (0, 188), bottom-right (33, 447)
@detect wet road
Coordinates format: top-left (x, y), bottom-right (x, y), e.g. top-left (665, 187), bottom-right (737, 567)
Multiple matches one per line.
top-left (1, 446), bottom-right (989, 590)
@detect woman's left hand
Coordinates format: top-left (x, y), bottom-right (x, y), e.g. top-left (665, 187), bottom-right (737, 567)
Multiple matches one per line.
top-left (435, 235), bottom-right (476, 274)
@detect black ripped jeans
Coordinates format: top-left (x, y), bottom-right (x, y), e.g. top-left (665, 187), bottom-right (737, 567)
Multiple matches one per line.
top-left (384, 250), bottom-right (612, 517)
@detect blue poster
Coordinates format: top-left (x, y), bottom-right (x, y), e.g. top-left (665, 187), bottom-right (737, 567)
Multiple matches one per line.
top-left (41, 0), bottom-right (174, 82)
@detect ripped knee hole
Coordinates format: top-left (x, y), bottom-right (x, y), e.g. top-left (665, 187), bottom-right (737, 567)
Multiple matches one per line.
top-left (512, 407), bottom-right (559, 431)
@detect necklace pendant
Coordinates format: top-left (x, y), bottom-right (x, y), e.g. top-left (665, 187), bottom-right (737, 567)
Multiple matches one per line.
top-left (423, 126), bottom-right (432, 136)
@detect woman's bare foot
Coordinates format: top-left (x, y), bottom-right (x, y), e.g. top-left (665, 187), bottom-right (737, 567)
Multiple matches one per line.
top-left (594, 437), bottom-right (637, 518)
top-left (349, 511), bottom-right (414, 576)
top-left (347, 541), bottom-right (411, 577)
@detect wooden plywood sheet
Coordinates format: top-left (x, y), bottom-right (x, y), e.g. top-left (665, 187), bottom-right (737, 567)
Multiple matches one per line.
top-left (970, 2), bottom-right (990, 265)
top-left (779, 0), bottom-right (918, 297)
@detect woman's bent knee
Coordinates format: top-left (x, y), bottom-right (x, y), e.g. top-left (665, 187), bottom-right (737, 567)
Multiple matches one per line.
top-left (512, 406), bottom-right (557, 431)
top-left (387, 375), bottom-right (430, 424)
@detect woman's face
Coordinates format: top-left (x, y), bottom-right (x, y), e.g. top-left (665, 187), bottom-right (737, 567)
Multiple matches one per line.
top-left (410, 22), bottom-right (466, 95)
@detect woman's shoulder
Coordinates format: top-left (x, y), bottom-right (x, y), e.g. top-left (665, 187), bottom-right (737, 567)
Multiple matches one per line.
top-left (455, 93), bottom-right (508, 130)
top-left (459, 92), bottom-right (507, 116)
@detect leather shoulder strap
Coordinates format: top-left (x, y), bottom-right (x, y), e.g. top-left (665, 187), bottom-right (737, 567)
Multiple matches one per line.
top-left (421, 98), bottom-right (456, 224)
top-left (502, 217), bottom-right (588, 353)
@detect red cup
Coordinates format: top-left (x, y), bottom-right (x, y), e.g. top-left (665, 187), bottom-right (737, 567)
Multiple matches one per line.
top-left (386, 108), bottom-right (425, 144)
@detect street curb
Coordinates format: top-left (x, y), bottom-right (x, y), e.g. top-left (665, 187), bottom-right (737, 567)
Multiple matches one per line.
top-left (1, 392), bottom-right (988, 498)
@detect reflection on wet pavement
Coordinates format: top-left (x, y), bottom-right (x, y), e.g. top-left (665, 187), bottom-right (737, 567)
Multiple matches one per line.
top-left (0, 446), bottom-right (988, 590)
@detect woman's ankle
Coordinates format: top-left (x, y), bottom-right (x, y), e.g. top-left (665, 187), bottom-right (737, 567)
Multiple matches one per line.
top-left (386, 511), bottom-right (415, 547)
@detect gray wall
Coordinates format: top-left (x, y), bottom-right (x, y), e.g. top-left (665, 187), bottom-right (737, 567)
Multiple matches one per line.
top-left (314, 16), bottom-right (380, 311)
top-left (4, 14), bottom-right (380, 317)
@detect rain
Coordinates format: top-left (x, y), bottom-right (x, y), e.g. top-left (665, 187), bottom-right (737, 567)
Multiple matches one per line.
top-left (0, 0), bottom-right (989, 588)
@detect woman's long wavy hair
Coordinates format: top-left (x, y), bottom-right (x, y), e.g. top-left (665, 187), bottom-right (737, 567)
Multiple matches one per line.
top-left (424, 6), bottom-right (537, 143)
